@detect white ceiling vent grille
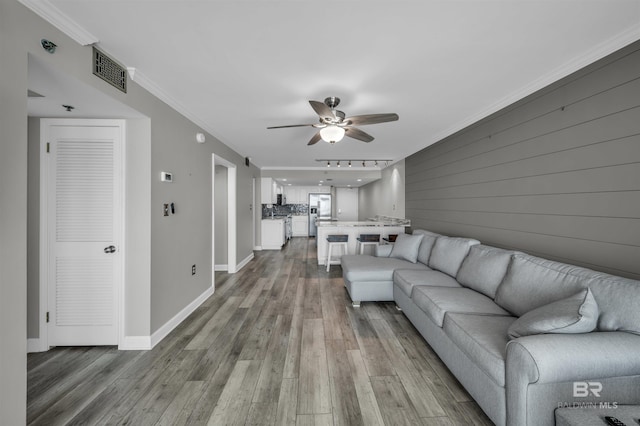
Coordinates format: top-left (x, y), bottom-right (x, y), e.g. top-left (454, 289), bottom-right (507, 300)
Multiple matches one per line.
top-left (92, 47), bottom-right (127, 93)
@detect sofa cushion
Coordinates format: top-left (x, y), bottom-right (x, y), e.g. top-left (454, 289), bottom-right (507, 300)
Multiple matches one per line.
top-left (428, 237), bottom-right (480, 277)
top-left (341, 254), bottom-right (429, 283)
top-left (394, 269), bottom-right (461, 298)
top-left (587, 275), bottom-right (640, 335)
top-left (389, 233), bottom-right (424, 263)
top-left (416, 235), bottom-right (438, 266)
top-left (412, 229), bottom-right (442, 237)
top-left (507, 288), bottom-right (599, 339)
top-left (444, 313), bottom-right (516, 387)
top-left (413, 230), bottom-right (442, 265)
top-left (456, 245), bottom-right (513, 299)
top-left (494, 254), bottom-right (588, 317)
top-left (412, 287), bottom-right (511, 327)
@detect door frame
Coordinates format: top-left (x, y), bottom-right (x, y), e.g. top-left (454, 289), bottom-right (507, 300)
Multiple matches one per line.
top-left (38, 118), bottom-right (126, 351)
top-left (212, 154), bottom-right (237, 278)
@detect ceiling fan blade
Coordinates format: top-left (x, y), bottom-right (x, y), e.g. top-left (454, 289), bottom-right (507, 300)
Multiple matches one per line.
top-left (307, 131), bottom-right (322, 145)
top-left (309, 100), bottom-right (336, 121)
top-left (345, 113), bottom-right (399, 126)
top-left (345, 127), bottom-right (375, 142)
top-left (267, 123), bottom-right (315, 129)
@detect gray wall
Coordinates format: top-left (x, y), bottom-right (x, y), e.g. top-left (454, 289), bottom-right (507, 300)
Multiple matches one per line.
top-left (358, 160), bottom-right (406, 220)
top-left (0, 2), bottom-right (259, 420)
top-left (406, 40), bottom-right (640, 279)
top-left (27, 118), bottom-right (41, 338)
top-left (1, 3), bottom-right (28, 421)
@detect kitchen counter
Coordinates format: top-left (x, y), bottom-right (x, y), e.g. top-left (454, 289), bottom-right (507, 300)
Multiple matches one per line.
top-left (262, 214), bottom-right (291, 220)
top-left (316, 220), bottom-right (410, 227)
top-left (315, 222), bottom-right (407, 265)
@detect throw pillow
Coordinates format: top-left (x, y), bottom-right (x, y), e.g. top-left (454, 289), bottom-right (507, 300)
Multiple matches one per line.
top-left (428, 237), bottom-right (480, 277)
top-left (507, 288), bottom-right (599, 339)
top-left (416, 234), bottom-right (438, 265)
top-left (389, 233), bottom-right (424, 263)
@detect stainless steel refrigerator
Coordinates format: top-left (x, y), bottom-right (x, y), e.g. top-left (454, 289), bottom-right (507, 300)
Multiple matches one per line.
top-left (308, 193), bottom-right (332, 237)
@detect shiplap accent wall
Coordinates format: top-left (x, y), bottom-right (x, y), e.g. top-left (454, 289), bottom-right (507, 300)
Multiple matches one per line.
top-left (406, 41), bottom-right (640, 279)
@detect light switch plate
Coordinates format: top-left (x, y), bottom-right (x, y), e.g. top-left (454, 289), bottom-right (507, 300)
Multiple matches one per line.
top-left (160, 171), bottom-right (173, 182)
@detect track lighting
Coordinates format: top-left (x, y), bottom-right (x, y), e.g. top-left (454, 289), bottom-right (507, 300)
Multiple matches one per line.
top-left (315, 159), bottom-right (392, 168)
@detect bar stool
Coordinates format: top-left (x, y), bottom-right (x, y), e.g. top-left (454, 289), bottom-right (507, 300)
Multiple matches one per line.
top-left (356, 233), bottom-right (380, 254)
top-left (326, 235), bottom-right (349, 272)
top-left (382, 234), bottom-right (398, 245)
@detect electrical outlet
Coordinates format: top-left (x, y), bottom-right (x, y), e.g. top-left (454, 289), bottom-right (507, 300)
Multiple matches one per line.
top-left (192, 264), bottom-right (196, 275)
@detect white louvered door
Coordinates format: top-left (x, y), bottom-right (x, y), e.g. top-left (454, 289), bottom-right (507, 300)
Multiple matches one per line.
top-left (46, 120), bottom-right (123, 346)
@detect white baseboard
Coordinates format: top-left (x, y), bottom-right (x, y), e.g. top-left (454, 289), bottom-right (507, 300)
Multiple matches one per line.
top-left (214, 264), bottom-right (228, 271)
top-left (254, 246), bottom-right (262, 251)
top-left (236, 252), bottom-right (254, 272)
top-left (149, 286), bottom-right (214, 349)
top-left (119, 335), bottom-right (152, 350)
top-left (27, 338), bottom-right (44, 353)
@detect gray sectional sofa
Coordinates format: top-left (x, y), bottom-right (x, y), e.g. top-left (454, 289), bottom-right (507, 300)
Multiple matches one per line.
top-left (340, 230), bottom-right (640, 426)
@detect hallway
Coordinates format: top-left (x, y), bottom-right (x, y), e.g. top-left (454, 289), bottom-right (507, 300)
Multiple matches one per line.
top-left (27, 238), bottom-right (492, 425)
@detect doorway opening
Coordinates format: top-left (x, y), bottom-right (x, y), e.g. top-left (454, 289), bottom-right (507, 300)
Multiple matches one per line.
top-left (212, 155), bottom-right (237, 278)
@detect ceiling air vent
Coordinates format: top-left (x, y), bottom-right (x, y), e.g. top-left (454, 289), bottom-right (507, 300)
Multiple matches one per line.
top-left (92, 47), bottom-right (127, 93)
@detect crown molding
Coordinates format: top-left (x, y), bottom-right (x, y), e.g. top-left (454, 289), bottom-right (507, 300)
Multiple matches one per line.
top-left (128, 68), bottom-right (222, 139)
top-left (429, 24), bottom-right (640, 147)
top-left (18, 0), bottom-right (99, 45)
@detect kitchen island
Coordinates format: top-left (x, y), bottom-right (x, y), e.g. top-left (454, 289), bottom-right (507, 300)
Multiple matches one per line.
top-left (316, 219), bottom-right (410, 266)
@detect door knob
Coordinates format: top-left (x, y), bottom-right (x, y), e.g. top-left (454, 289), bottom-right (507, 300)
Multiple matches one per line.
top-left (104, 245), bottom-right (116, 254)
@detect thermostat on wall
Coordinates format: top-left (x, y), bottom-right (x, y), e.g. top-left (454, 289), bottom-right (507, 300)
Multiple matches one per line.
top-left (160, 171), bottom-right (173, 182)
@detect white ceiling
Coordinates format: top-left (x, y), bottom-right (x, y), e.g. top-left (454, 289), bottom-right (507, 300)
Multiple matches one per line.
top-left (24, 0), bottom-right (640, 180)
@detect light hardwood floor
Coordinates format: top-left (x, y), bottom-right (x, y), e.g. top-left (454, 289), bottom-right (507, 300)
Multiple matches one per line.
top-left (27, 237), bottom-right (494, 426)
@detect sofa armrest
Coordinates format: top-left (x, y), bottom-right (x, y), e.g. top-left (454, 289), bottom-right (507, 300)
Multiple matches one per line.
top-left (506, 332), bottom-right (640, 426)
top-left (375, 244), bottom-right (393, 257)
top-left (507, 332), bottom-right (640, 384)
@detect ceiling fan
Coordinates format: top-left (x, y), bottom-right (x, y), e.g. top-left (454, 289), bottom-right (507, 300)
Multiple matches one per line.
top-left (267, 97), bottom-right (399, 145)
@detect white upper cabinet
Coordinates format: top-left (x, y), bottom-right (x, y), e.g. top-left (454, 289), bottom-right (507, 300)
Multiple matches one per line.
top-left (279, 185), bottom-right (331, 204)
top-left (261, 177), bottom-right (277, 204)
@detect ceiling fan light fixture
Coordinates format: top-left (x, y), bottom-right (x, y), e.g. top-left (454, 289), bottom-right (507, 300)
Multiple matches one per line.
top-left (320, 125), bottom-right (345, 143)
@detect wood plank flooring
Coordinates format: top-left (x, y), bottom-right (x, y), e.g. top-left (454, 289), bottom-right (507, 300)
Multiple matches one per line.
top-left (27, 237), bottom-right (494, 426)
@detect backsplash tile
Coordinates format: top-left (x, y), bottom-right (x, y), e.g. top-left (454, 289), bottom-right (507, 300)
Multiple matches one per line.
top-left (262, 204), bottom-right (308, 218)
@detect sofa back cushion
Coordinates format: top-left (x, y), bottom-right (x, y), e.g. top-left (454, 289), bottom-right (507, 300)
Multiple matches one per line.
top-left (495, 253), bottom-right (640, 335)
top-left (412, 229), bottom-right (443, 265)
top-left (456, 245), bottom-right (513, 299)
top-left (428, 237), bottom-right (480, 277)
top-left (583, 275), bottom-right (640, 335)
top-left (494, 254), bottom-right (587, 317)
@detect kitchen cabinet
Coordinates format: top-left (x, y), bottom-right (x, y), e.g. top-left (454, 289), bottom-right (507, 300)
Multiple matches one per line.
top-left (261, 177), bottom-right (282, 204)
top-left (291, 215), bottom-right (308, 237)
top-left (284, 185), bottom-right (330, 204)
top-left (283, 186), bottom-right (298, 204)
top-left (261, 218), bottom-right (285, 249)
